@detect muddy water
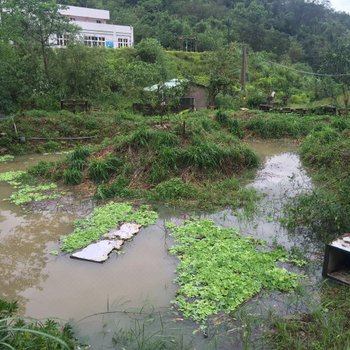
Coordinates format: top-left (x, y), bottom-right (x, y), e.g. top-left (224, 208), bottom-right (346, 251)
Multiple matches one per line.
top-left (0, 142), bottom-right (314, 349)
top-left (207, 140), bottom-right (313, 249)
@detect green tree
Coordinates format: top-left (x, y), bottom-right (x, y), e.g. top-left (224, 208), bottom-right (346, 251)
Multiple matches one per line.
top-left (208, 44), bottom-right (241, 103)
top-left (323, 38), bottom-right (350, 110)
top-left (3, 0), bottom-right (76, 81)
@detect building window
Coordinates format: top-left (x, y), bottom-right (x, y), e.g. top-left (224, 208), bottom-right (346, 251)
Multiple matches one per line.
top-left (117, 38), bottom-right (129, 47)
top-left (57, 34), bottom-right (69, 47)
top-left (84, 36), bottom-right (106, 47)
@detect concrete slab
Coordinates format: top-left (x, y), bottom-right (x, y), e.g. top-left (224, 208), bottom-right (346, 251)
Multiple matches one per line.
top-left (71, 240), bottom-right (124, 263)
top-left (104, 223), bottom-right (142, 240)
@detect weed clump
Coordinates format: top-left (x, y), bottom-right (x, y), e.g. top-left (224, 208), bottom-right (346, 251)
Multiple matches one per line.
top-left (0, 298), bottom-right (81, 349)
top-left (88, 156), bottom-right (122, 183)
top-left (64, 168), bottom-right (83, 185)
top-left (69, 145), bottom-right (91, 162)
top-left (28, 161), bottom-right (55, 178)
top-left (267, 284), bottom-right (350, 350)
top-left (284, 127), bottom-right (350, 243)
top-left (125, 128), bottom-right (179, 150)
top-left (95, 176), bottom-right (139, 199)
top-left (49, 111), bottom-right (260, 210)
top-left (150, 178), bottom-right (197, 201)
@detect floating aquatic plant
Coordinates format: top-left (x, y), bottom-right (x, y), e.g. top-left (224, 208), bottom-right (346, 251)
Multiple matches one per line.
top-left (9, 183), bottom-right (61, 205)
top-left (168, 219), bottom-right (300, 324)
top-left (61, 202), bottom-right (158, 252)
top-left (0, 170), bottom-right (25, 185)
top-left (0, 155), bottom-right (15, 162)
top-left (0, 171), bottom-right (62, 205)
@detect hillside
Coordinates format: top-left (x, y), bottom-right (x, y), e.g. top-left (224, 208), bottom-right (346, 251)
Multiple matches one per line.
top-left (61, 0), bottom-right (350, 70)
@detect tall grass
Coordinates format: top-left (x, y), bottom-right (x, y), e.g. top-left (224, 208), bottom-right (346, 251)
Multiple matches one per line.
top-left (69, 145), bottom-right (91, 162)
top-left (95, 176), bottom-right (139, 199)
top-left (63, 168), bottom-right (83, 185)
top-left (88, 155), bottom-right (122, 183)
top-left (283, 127), bottom-right (350, 243)
top-left (0, 299), bottom-right (78, 349)
top-left (126, 129), bottom-right (180, 149)
top-left (242, 114), bottom-right (333, 138)
top-left (267, 284), bottom-right (350, 350)
top-left (149, 178), bottom-right (197, 200)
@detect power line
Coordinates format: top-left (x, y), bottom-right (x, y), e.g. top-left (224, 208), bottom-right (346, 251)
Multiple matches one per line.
top-left (257, 56), bottom-right (350, 77)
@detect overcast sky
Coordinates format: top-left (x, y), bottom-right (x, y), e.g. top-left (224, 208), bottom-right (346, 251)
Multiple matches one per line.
top-left (330, 0), bottom-right (350, 13)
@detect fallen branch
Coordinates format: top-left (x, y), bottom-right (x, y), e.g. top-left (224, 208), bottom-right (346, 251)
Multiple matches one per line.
top-left (28, 136), bottom-right (97, 141)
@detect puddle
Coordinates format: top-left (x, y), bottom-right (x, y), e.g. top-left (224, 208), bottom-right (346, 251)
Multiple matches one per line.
top-left (0, 142), bottom-right (318, 349)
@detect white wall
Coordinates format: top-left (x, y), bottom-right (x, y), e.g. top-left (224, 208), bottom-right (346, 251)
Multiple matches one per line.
top-left (59, 6), bottom-right (109, 20)
top-left (54, 5), bottom-right (134, 48)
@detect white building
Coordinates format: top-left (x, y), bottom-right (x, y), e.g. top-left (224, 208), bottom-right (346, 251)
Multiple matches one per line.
top-left (56, 5), bottom-right (134, 49)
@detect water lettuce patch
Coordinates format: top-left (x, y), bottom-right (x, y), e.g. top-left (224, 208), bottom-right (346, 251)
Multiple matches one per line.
top-left (9, 183), bottom-right (61, 205)
top-left (61, 202), bottom-right (158, 252)
top-left (168, 219), bottom-right (300, 324)
top-left (0, 155), bottom-right (15, 162)
top-left (0, 171), bottom-right (62, 205)
top-left (0, 170), bottom-right (25, 185)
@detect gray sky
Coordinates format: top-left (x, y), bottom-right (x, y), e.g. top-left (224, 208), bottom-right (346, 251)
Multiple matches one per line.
top-left (330, 0), bottom-right (350, 13)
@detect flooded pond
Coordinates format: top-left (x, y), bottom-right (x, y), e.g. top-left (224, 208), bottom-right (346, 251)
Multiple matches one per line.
top-left (0, 141), bottom-right (317, 349)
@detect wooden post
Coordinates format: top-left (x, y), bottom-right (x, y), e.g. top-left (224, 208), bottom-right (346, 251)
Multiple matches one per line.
top-left (241, 45), bottom-right (247, 96)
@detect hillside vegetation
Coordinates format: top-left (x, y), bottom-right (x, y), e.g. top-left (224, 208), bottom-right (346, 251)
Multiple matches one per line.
top-left (2, 0), bottom-right (350, 115)
top-left (61, 0), bottom-right (350, 70)
top-left (24, 110), bottom-right (262, 210)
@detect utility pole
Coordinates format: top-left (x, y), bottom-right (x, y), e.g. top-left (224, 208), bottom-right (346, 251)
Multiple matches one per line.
top-left (241, 45), bottom-right (247, 96)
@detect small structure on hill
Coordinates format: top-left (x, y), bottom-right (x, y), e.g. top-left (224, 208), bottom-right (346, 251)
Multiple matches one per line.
top-left (180, 83), bottom-right (208, 111)
top-left (138, 79), bottom-right (209, 115)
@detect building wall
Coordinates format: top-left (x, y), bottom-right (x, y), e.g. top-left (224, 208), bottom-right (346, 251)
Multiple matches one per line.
top-left (59, 6), bottom-right (109, 21)
top-left (184, 85), bottom-right (208, 110)
top-left (55, 5), bottom-right (133, 49)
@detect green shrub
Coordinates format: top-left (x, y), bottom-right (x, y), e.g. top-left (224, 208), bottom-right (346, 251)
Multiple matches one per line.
top-left (88, 155), bottom-right (122, 183)
top-left (28, 161), bottom-right (55, 178)
top-left (331, 118), bottom-right (350, 132)
top-left (148, 164), bottom-right (169, 184)
top-left (200, 117), bottom-right (220, 132)
top-left (245, 115), bottom-right (304, 138)
top-left (95, 176), bottom-right (138, 199)
top-left (128, 129), bottom-right (179, 149)
top-left (63, 168), bottom-right (83, 185)
top-left (290, 92), bottom-right (310, 105)
top-left (180, 142), bottom-right (224, 169)
top-left (83, 118), bottom-right (98, 130)
top-left (246, 87), bottom-right (266, 107)
top-left (239, 147), bottom-right (259, 168)
top-left (157, 146), bottom-right (182, 171)
top-left (215, 93), bottom-right (239, 110)
top-left (70, 159), bottom-right (86, 171)
top-left (0, 298), bottom-right (80, 349)
top-left (284, 128), bottom-right (350, 244)
top-left (150, 178), bottom-right (197, 200)
top-left (215, 110), bottom-right (229, 125)
top-left (227, 118), bottom-right (244, 139)
top-left (300, 128), bottom-right (341, 167)
top-left (69, 145), bottom-right (91, 162)
top-left (44, 140), bottom-right (60, 152)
